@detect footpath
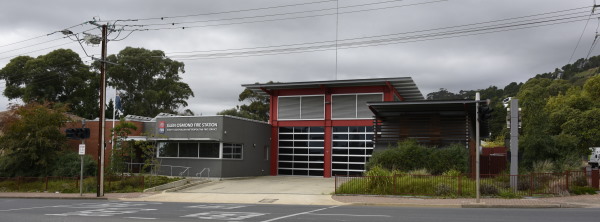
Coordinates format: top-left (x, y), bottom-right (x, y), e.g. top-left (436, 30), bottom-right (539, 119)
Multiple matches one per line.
top-left (0, 191), bottom-right (599, 208)
top-left (1, 176), bottom-right (599, 208)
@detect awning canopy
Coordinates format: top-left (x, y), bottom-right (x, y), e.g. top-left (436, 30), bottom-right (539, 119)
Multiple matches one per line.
top-left (367, 100), bottom-right (488, 118)
top-left (242, 77), bottom-right (424, 101)
top-left (368, 100), bottom-right (491, 137)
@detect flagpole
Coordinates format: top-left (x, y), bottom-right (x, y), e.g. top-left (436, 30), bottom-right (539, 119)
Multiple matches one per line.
top-left (111, 90), bottom-right (117, 172)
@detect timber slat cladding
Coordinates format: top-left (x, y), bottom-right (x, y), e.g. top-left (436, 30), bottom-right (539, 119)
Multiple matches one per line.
top-left (374, 114), bottom-right (469, 147)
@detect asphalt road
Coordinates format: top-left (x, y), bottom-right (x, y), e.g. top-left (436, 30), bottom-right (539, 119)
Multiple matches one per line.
top-left (0, 198), bottom-right (598, 222)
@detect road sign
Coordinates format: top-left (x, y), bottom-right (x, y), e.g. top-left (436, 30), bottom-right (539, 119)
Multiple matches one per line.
top-left (78, 144), bottom-right (86, 155)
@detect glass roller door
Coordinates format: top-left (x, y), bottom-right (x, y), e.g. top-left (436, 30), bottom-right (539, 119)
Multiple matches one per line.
top-left (331, 126), bottom-right (374, 176)
top-left (278, 127), bottom-right (325, 176)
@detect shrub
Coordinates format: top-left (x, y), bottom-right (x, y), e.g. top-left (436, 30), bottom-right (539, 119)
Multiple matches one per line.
top-left (570, 186), bottom-right (598, 195)
top-left (442, 169), bottom-right (463, 177)
top-left (428, 144), bottom-right (469, 175)
top-left (367, 140), bottom-right (468, 175)
top-left (51, 151), bottom-right (97, 177)
top-left (434, 183), bottom-right (453, 196)
top-left (571, 175), bottom-right (588, 187)
top-left (408, 169), bottom-right (430, 175)
top-left (480, 184), bottom-right (499, 196)
top-left (532, 160), bottom-right (554, 173)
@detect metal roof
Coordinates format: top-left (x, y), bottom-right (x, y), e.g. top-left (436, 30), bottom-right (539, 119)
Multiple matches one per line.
top-left (367, 100), bottom-right (487, 118)
top-left (242, 77), bottom-right (424, 101)
top-left (368, 100), bottom-right (490, 136)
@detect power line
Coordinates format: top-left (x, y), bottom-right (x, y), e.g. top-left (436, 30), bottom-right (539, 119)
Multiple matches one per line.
top-left (164, 11), bottom-right (592, 59)
top-left (114, 0), bottom-right (427, 28)
top-left (119, 0), bottom-right (447, 32)
top-left (0, 41), bottom-right (76, 61)
top-left (162, 6), bottom-right (591, 56)
top-left (171, 15), bottom-right (593, 60)
top-left (567, 6), bottom-right (595, 64)
top-left (106, 0), bottom-right (338, 22)
top-left (0, 22), bottom-right (88, 49)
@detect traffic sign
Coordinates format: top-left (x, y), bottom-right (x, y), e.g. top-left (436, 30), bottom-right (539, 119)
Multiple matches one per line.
top-left (78, 144), bottom-right (86, 155)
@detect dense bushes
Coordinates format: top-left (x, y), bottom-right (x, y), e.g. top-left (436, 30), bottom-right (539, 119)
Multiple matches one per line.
top-left (366, 140), bottom-right (469, 175)
top-left (51, 151), bottom-right (97, 177)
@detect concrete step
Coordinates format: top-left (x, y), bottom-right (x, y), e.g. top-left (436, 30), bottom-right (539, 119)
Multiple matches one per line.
top-left (165, 179), bottom-right (212, 192)
top-left (144, 178), bottom-right (210, 193)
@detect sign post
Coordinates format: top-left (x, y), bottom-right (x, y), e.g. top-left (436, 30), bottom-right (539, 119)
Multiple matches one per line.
top-left (79, 143), bottom-right (85, 196)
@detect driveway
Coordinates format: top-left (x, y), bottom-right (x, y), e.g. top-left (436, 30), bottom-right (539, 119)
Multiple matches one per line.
top-left (126, 176), bottom-right (344, 205)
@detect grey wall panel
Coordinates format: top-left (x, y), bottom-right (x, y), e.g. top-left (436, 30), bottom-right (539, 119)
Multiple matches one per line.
top-left (220, 116), bottom-right (271, 177)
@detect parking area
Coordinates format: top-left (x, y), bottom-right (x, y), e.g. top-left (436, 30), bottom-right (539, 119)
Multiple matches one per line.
top-left (127, 176), bottom-right (342, 205)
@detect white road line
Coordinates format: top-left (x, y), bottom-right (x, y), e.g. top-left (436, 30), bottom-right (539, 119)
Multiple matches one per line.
top-left (124, 217), bottom-right (157, 220)
top-left (261, 206), bottom-right (339, 222)
top-left (309, 213), bottom-right (391, 217)
top-left (0, 205), bottom-right (68, 212)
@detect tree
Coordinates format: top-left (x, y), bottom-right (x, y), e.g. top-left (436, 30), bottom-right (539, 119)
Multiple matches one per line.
top-left (426, 88), bottom-right (462, 100)
top-left (0, 103), bottom-right (70, 177)
top-left (0, 49), bottom-right (99, 119)
top-left (217, 83), bottom-right (270, 121)
top-left (109, 119), bottom-right (138, 175)
top-left (100, 47), bottom-right (194, 117)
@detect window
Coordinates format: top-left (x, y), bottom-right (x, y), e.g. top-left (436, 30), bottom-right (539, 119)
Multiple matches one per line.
top-left (157, 141), bottom-right (220, 158)
top-left (223, 143), bottom-right (243, 159)
top-left (278, 95), bottom-right (324, 120)
top-left (332, 93), bottom-right (382, 119)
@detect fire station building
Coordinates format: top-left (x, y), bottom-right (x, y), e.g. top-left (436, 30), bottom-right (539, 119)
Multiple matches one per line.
top-left (242, 77), bottom-right (424, 177)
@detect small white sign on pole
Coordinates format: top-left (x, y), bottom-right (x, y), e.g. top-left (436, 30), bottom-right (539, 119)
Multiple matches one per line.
top-left (78, 144), bottom-right (86, 155)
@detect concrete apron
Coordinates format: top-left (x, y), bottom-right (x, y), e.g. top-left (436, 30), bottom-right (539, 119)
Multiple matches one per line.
top-left (123, 176), bottom-right (346, 205)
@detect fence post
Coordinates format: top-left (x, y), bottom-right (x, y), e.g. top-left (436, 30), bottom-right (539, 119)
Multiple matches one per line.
top-left (334, 176), bottom-right (338, 194)
top-left (45, 177), bottom-right (49, 191)
top-left (141, 175), bottom-right (145, 190)
top-left (565, 171), bottom-right (570, 191)
top-left (529, 173), bottom-right (534, 196)
top-left (458, 175), bottom-right (462, 196)
top-left (393, 174), bottom-right (397, 195)
top-left (592, 169), bottom-right (599, 189)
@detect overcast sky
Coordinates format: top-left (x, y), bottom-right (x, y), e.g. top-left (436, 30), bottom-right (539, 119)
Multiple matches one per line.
top-left (0, 0), bottom-right (597, 116)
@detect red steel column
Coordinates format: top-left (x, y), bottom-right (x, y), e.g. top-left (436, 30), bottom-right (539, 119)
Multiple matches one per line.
top-left (323, 92), bottom-right (332, 178)
top-left (270, 94), bottom-right (278, 176)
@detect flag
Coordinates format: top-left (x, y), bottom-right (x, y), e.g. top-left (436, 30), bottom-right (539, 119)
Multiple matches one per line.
top-left (115, 93), bottom-right (123, 117)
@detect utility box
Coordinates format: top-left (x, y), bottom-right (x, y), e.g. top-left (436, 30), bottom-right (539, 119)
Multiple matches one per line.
top-left (589, 147), bottom-right (600, 169)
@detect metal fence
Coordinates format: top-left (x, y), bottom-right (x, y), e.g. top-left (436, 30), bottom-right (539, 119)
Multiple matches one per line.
top-left (335, 170), bottom-right (599, 197)
top-left (0, 176), bottom-right (145, 193)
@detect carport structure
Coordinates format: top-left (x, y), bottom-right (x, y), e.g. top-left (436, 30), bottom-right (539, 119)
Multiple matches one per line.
top-left (367, 100), bottom-right (490, 175)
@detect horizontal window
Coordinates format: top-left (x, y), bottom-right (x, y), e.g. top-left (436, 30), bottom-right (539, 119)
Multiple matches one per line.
top-left (278, 96), bottom-right (324, 120)
top-left (223, 143), bottom-right (243, 159)
top-left (332, 94), bottom-right (382, 119)
top-left (157, 141), bottom-right (219, 158)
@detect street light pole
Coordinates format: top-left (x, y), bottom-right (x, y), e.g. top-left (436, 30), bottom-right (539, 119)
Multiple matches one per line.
top-left (475, 92), bottom-right (481, 203)
top-left (97, 24), bottom-right (107, 197)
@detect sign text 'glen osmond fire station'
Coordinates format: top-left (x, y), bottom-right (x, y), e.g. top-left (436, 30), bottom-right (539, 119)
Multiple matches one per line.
top-left (158, 121), bottom-right (218, 134)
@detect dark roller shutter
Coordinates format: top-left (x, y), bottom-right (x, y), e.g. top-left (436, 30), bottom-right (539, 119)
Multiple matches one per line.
top-left (301, 96), bottom-right (324, 119)
top-left (332, 95), bottom-right (356, 119)
top-left (357, 94), bottom-right (382, 118)
top-left (278, 97), bottom-right (300, 119)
